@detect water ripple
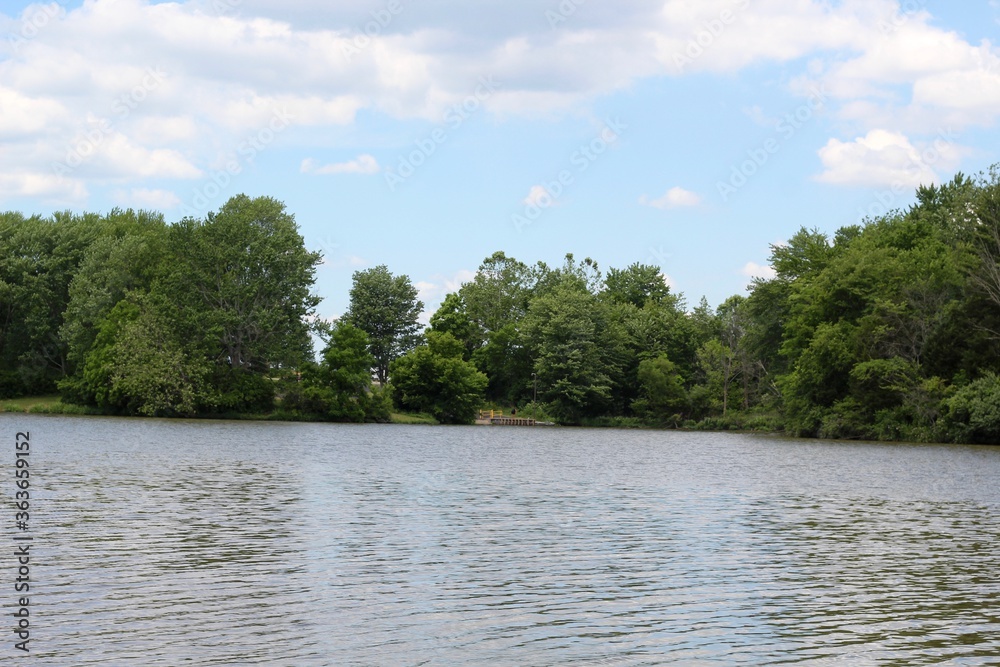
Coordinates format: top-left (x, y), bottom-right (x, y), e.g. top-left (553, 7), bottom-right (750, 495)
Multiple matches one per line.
top-left (4, 415), bottom-right (999, 666)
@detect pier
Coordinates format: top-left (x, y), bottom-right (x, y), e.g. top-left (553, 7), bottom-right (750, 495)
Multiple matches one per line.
top-left (476, 410), bottom-right (536, 426)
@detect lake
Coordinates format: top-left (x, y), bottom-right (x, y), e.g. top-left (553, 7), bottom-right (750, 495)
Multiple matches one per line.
top-left (4, 414), bottom-right (999, 665)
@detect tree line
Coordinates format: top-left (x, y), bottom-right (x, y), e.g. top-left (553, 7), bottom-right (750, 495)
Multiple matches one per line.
top-left (3, 168), bottom-right (1000, 443)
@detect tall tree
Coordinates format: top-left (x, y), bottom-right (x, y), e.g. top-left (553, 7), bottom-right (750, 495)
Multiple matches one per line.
top-left (522, 279), bottom-right (612, 423)
top-left (459, 251), bottom-right (535, 338)
top-left (390, 331), bottom-right (487, 424)
top-left (428, 293), bottom-right (477, 359)
top-left (170, 195), bottom-right (322, 374)
top-left (602, 262), bottom-right (674, 308)
top-left (344, 265), bottom-right (423, 384)
top-left (294, 322), bottom-right (390, 422)
top-left (0, 211), bottom-right (103, 394)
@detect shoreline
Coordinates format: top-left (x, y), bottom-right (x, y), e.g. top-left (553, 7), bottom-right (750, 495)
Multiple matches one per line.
top-left (2, 397), bottom-right (967, 445)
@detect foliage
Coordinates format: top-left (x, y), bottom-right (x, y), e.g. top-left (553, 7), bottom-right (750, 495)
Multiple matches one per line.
top-left (943, 374), bottom-right (1000, 444)
top-left (390, 331), bottom-right (487, 425)
top-left (39, 196), bottom-right (319, 416)
top-left (428, 293), bottom-right (478, 360)
top-left (287, 322), bottom-right (390, 422)
top-left (170, 194), bottom-right (321, 374)
top-left (7, 169), bottom-right (1000, 442)
top-left (602, 262), bottom-right (675, 308)
top-left (632, 354), bottom-right (687, 422)
top-left (344, 265), bottom-right (423, 385)
top-left (521, 279), bottom-right (612, 424)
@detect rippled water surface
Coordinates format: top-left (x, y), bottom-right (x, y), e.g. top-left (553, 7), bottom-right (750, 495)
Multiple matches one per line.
top-left (5, 414), bottom-right (1000, 665)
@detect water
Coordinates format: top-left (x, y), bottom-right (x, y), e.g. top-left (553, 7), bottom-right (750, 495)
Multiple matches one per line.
top-left (3, 414), bottom-right (999, 665)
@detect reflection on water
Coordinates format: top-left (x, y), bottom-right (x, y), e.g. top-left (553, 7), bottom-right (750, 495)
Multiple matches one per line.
top-left (6, 415), bottom-right (999, 665)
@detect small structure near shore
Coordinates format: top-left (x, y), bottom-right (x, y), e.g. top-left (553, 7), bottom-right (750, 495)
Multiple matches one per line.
top-left (475, 410), bottom-right (536, 426)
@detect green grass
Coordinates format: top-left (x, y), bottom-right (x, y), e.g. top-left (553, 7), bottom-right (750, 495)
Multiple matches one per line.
top-left (0, 396), bottom-right (439, 425)
top-left (390, 412), bottom-right (438, 425)
top-left (2, 395), bottom-right (62, 412)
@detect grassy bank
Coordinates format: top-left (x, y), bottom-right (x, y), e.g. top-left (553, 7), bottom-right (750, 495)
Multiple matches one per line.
top-left (2, 395), bottom-right (440, 425)
top-left (389, 412), bottom-right (438, 424)
top-left (5, 395), bottom-right (776, 433)
top-left (1, 395), bottom-right (103, 415)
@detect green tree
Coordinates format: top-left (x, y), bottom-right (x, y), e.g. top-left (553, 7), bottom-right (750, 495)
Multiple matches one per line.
top-left (170, 195), bottom-right (322, 375)
top-left (390, 331), bottom-right (487, 424)
top-left (60, 213), bottom-right (168, 374)
top-left (943, 373), bottom-right (1000, 443)
top-left (632, 354), bottom-right (687, 420)
top-left (459, 251), bottom-right (535, 338)
top-left (428, 293), bottom-right (477, 359)
top-left (345, 265), bottom-right (423, 385)
top-left (0, 211), bottom-right (104, 394)
top-left (602, 262), bottom-right (674, 308)
top-left (297, 322), bottom-right (389, 422)
top-left (74, 293), bottom-right (210, 416)
top-left (522, 280), bottom-right (612, 424)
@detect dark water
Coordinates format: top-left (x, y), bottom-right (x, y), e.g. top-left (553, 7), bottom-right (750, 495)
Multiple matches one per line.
top-left (3, 414), bottom-right (999, 665)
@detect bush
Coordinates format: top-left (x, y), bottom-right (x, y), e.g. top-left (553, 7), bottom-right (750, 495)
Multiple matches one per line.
top-left (390, 332), bottom-right (487, 425)
top-left (943, 373), bottom-right (1000, 443)
top-left (817, 398), bottom-right (871, 440)
top-left (0, 370), bottom-right (25, 400)
top-left (207, 370), bottom-right (275, 414)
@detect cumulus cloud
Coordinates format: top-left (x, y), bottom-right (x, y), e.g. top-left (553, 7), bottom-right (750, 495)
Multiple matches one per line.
top-left (742, 261), bottom-right (776, 281)
top-left (301, 154), bottom-right (380, 175)
top-left (815, 129), bottom-right (963, 188)
top-left (322, 254), bottom-right (368, 270)
top-left (414, 269), bottom-right (477, 323)
top-left (640, 186), bottom-right (701, 210)
top-left (523, 185), bottom-right (555, 208)
top-left (114, 187), bottom-right (181, 209)
top-left (0, 170), bottom-right (88, 202)
top-left (0, 0), bottom-right (997, 206)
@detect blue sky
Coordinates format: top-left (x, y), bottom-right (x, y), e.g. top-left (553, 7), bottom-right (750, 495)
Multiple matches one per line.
top-left (2, 0), bottom-right (999, 322)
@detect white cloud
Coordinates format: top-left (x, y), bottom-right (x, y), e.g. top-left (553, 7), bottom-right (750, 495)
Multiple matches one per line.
top-left (523, 185), bottom-right (554, 208)
top-left (115, 187), bottom-right (181, 209)
top-left (96, 133), bottom-right (203, 179)
top-left (320, 253), bottom-right (368, 270)
top-left (640, 186), bottom-right (701, 210)
top-left (800, 6), bottom-right (1000, 132)
top-left (0, 86), bottom-right (67, 136)
top-left (0, 170), bottom-right (88, 202)
top-left (0, 0), bottom-right (997, 205)
top-left (414, 269), bottom-right (477, 324)
top-left (815, 129), bottom-right (963, 188)
top-left (742, 261), bottom-right (776, 281)
top-left (301, 154), bottom-right (380, 175)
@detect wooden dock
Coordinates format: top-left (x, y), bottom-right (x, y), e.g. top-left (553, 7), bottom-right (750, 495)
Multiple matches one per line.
top-left (488, 416), bottom-right (536, 426)
top-left (476, 410), bottom-right (536, 426)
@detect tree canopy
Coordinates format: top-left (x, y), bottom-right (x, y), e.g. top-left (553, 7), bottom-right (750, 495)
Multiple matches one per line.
top-left (6, 168), bottom-right (1000, 441)
top-left (344, 265), bottom-right (423, 385)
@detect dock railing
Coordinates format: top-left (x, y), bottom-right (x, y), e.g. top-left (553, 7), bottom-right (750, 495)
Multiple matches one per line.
top-left (477, 410), bottom-right (535, 426)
